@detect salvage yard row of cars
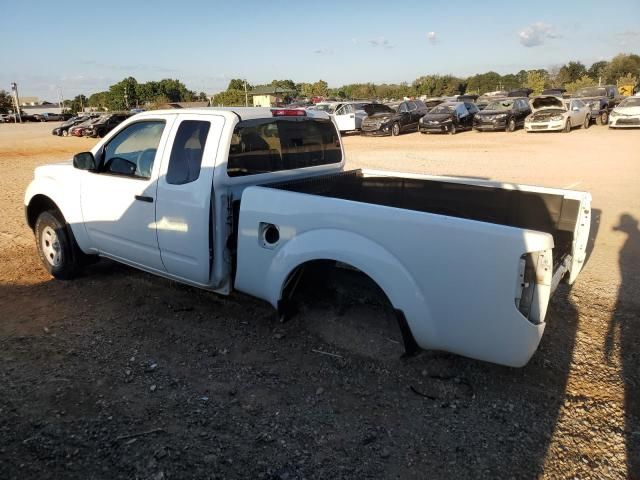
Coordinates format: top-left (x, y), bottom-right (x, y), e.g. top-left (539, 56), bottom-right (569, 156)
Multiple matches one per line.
top-left (50, 113), bottom-right (131, 138)
top-left (311, 86), bottom-right (640, 135)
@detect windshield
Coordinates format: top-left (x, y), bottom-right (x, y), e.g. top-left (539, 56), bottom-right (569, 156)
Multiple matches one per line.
top-left (430, 105), bottom-right (454, 114)
top-left (365, 104), bottom-right (395, 115)
top-left (485, 100), bottom-right (514, 111)
top-left (574, 87), bottom-right (606, 97)
top-left (315, 104), bottom-right (335, 113)
top-left (619, 97), bottom-right (640, 108)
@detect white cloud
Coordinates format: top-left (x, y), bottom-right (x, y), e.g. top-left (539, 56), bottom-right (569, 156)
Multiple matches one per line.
top-left (427, 32), bottom-right (437, 45)
top-left (518, 22), bottom-right (561, 47)
top-left (368, 36), bottom-right (394, 49)
top-left (313, 48), bottom-right (333, 55)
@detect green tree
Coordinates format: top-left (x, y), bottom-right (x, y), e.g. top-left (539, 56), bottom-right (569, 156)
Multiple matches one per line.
top-left (465, 71), bottom-right (502, 94)
top-left (270, 79), bottom-right (296, 91)
top-left (557, 61), bottom-right (587, 85)
top-left (88, 91), bottom-right (109, 110)
top-left (311, 80), bottom-right (329, 96)
top-left (524, 70), bottom-right (546, 95)
top-left (197, 91), bottom-right (209, 102)
top-left (227, 79), bottom-right (250, 91)
top-left (108, 77), bottom-right (139, 110)
top-left (211, 89), bottom-right (247, 106)
top-left (603, 54), bottom-right (640, 84)
top-left (587, 61), bottom-right (609, 81)
top-left (68, 94), bottom-right (88, 114)
top-left (563, 75), bottom-right (596, 94)
top-left (0, 90), bottom-right (13, 113)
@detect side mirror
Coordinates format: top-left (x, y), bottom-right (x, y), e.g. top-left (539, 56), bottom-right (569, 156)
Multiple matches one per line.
top-left (73, 151), bottom-right (96, 171)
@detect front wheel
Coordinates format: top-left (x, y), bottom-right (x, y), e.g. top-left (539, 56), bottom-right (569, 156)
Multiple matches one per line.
top-left (391, 122), bottom-right (400, 136)
top-left (62, 129), bottom-right (68, 137)
top-left (506, 118), bottom-right (516, 132)
top-left (583, 115), bottom-right (590, 129)
top-left (448, 124), bottom-right (457, 135)
top-left (599, 111), bottom-right (608, 125)
top-left (35, 211), bottom-right (81, 280)
top-left (563, 120), bottom-right (571, 133)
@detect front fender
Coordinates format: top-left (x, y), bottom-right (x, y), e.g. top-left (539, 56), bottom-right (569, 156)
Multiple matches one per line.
top-left (24, 174), bottom-right (91, 252)
top-left (234, 228), bottom-right (437, 347)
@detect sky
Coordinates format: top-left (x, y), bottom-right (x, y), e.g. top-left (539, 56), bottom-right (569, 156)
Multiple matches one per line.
top-left (1, 0), bottom-right (639, 101)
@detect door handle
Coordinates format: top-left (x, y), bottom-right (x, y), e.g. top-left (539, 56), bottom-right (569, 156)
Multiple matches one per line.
top-left (135, 195), bottom-right (154, 203)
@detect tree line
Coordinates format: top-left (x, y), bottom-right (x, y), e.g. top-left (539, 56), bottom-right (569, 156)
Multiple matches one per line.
top-left (0, 53), bottom-right (638, 114)
top-left (212, 53), bottom-right (640, 106)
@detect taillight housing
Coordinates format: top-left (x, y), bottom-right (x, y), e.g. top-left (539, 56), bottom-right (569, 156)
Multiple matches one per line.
top-left (271, 109), bottom-right (306, 117)
top-left (516, 249), bottom-right (552, 324)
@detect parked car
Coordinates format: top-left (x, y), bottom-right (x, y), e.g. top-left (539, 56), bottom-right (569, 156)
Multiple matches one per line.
top-left (24, 107), bottom-right (591, 367)
top-left (473, 97), bottom-right (531, 132)
top-left (83, 113), bottom-right (130, 138)
top-left (507, 88), bottom-right (533, 98)
top-left (542, 88), bottom-right (567, 97)
top-left (418, 102), bottom-right (479, 134)
top-left (524, 96), bottom-right (591, 133)
top-left (0, 114), bottom-right (9, 123)
top-left (331, 102), bottom-right (378, 133)
top-left (572, 85), bottom-right (620, 125)
top-left (608, 96), bottom-right (640, 128)
top-left (69, 116), bottom-right (104, 137)
top-left (34, 112), bottom-right (63, 122)
top-left (361, 100), bottom-right (429, 136)
top-left (52, 115), bottom-right (96, 136)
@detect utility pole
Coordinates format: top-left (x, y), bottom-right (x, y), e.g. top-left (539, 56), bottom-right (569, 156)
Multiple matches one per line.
top-left (244, 80), bottom-right (248, 107)
top-left (10, 82), bottom-right (22, 123)
top-left (57, 86), bottom-right (65, 114)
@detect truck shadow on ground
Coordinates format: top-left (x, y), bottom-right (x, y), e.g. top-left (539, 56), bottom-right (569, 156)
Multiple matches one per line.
top-left (605, 213), bottom-right (640, 477)
top-left (0, 205), bottom-right (605, 478)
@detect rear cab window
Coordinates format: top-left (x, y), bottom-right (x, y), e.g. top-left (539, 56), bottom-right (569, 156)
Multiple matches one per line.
top-left (227, 117), bottom-right (342, 177)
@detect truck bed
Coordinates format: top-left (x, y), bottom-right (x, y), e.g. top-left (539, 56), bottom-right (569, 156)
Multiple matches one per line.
top-left (265, 169), bottom-right (580, 266)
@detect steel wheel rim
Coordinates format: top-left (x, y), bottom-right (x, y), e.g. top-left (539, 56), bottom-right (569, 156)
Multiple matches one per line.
top-left (41, 226), bottom-right (62, 266)
top-left (392, 124), bottom-right (399, 135)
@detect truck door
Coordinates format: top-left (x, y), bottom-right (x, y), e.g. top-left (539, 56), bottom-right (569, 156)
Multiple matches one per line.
top-left (333, 104), bottom-right (356, 132)
top-left (155, 114), bottom-right (225, 285)
top-left (80, 117), bottom-right (173, 271)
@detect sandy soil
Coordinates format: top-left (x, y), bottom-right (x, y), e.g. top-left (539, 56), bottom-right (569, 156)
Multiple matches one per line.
top-left (0, 122), bottom-right (638, 479)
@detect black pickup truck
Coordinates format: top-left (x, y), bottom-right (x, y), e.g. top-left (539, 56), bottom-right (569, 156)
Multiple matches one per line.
top-left (572, 85), bottom-right (620, 125)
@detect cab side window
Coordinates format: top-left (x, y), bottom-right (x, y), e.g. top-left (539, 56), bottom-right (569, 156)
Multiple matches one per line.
top-left (102, 121), bottom-right (165, 179)
top-left (399, 103), bottom-right (409, 113)
top-left (166, 120), bottom-right (211, 185)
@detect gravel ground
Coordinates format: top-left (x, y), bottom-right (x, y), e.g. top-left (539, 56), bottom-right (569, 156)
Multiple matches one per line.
top-left (0, 122), bottom-right (638, 479)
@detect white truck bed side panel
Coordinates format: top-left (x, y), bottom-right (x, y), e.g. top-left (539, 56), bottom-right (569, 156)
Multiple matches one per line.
top-left (235, 186), bottom-right (552, 367)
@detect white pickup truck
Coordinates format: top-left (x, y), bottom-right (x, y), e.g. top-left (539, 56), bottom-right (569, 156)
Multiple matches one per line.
top-left (24, 107), bottom-right (591, 367)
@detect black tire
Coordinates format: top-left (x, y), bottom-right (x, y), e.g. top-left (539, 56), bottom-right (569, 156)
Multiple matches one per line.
top-left (35, 210), bottom-right (82, 280)
top-left (391, 122), bottom-right (400, 136)
top-left (62, 129), bottom-right (68, 137)
top-left (583, 115), bottom-right (590, 129)
top-left (600, 111), bottom-right (608, 125)
top-left (449, 124), bottom-right (457, 135)
top-left (563, 120), bottom-right (571, 133)
top-left (506, 118), bottom-right (516, 132)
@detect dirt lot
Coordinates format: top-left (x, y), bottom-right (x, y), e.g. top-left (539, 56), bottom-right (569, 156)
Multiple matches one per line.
top-left (0, 122), bottom-right (638, 479)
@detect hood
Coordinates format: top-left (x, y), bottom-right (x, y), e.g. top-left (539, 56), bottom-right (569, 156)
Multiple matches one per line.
top-left (530, 96), bottom-right (567, 112)
top-left (34, 161), bottom-right (74, 180)
top-left (614, 106), bottom-right (640, 115)
top-left (422, 112), bottom-right (453, 122)
top-left (366, 112), bottom-right (394, 120)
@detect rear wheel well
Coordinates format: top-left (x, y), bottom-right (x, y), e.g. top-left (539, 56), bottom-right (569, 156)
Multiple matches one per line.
top-left (27, 195), bottom-right (63, 230)
top-left (278, 259), bottom-right (419, 357)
